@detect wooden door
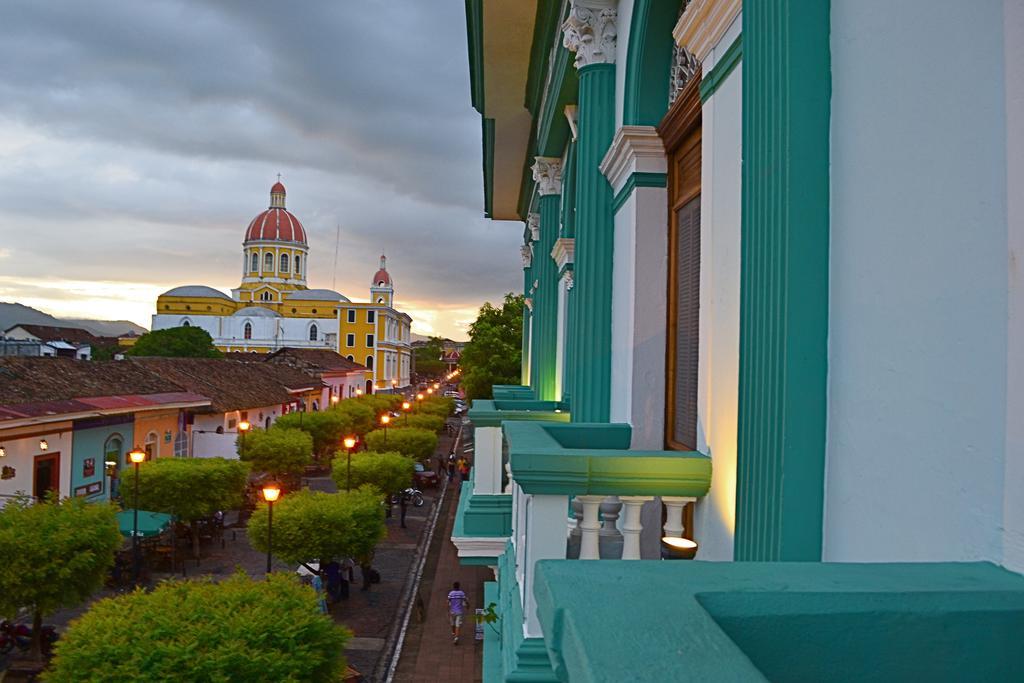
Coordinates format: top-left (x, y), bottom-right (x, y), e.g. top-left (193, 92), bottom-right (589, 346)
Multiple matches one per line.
top-left (33, 452), bottom-right (60, 500)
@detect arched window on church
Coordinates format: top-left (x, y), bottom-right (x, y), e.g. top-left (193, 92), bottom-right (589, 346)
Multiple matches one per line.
top-left (366, 355), bottom-right (374, 370)
top-left (251, 253), bottom-right (259, 272)
top-left (309, 324), bottom-right (318, 341)
top-left (294, 255), bottom-right (301, 276)
top-left (264, 252), bottom-right (274, 272)
top-left (181, 319), bottom-right (191, 327)
top-left (280, 253), bottom-right (289, 272)
top-left (244, 322), bottom-right (252, 340)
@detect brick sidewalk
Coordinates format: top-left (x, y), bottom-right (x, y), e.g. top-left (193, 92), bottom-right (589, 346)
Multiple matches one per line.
top-left (394, 480), bottom-right (492, 682)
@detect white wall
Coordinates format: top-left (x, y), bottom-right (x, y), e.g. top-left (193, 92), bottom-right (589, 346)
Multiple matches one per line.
top-left (0, 427), bottom-right (73, 501)
top-left (1003, 0), bottom-right (1024, 574)
top-left (825, 0), bottom-right (1009, 563)
top-left (690, 22), bottom-right (742, 562)
top-left (152, 313), bottom-right (337, 351)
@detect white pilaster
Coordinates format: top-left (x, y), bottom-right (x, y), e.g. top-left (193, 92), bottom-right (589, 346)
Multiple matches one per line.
top-left (473, 426), bottom-right (504, 495)
top-left (523, 493), bottom-right (570, 637)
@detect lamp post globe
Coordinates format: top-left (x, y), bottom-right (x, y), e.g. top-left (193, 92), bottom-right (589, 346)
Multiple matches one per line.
top-left (128, 446), bottom-right (146, 585)
top-left (343, 437), bottom-right (357, 492)
top-left (262, 482), bottom-right (281, 574)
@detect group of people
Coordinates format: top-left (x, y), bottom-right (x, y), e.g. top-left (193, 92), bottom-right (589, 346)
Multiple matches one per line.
top-left (307, 558), bottom-right (358, 614)
top-left (445, 452), bottom-right (470, 482)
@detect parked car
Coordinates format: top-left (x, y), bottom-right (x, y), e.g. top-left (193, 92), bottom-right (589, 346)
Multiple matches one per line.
top-left (413, 461), bottom-right (439, 488)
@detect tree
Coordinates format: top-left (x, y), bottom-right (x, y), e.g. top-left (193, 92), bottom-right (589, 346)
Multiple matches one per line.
top-left (125, 326), bottom-right (222, 358)
top-left (238, 427), bottom-right (313, 480)
top-left (274, 410), bottom-right (353, 460)
top-left (248, 489), bottom-right (386, 588)
top-left (413, 336), bottom-right (446, 378)
top-left (331, 451), bottom-right (414, 496)
top-left (461, 293), bottom-right (524, 401)
top-left (364, 427), bottom-right (437, 462)
top-left (132, 457), bottom-right (249, 558)
top-left (333, 399), bottom-right (377, 437)
top-left (419, 396), bottom-right (454, 418)
top-left (403, 413), bottom-right (445, 433)
top-left (0, 495), bottom-right (121, 660)
top-left (45, 571), bottom-right (349, 682)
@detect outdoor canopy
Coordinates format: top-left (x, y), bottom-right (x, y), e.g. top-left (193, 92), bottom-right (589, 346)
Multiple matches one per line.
top-left (116, 509), bottom-right (173, 538)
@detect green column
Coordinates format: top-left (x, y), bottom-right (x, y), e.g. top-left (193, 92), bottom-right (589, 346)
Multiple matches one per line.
top-left (735, 0), bottom-right (831, 561)
top-left (521, 245), bottom-right (533, 386)
top-left (529, 158), bottom-right (563, 401)
top-left (567, 62), bottom-right (615, 423)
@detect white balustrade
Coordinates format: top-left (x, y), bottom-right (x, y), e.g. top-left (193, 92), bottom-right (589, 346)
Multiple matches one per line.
top-left (663, 496), bottom-right (694, 538)
top-left (577, 495), bottom-right (604, 560)
top-left (619, 496), bottom-right (654, 560)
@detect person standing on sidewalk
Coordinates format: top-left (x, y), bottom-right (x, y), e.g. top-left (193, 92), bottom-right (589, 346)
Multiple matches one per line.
top-left (447, 581), bottom-right (469, 644)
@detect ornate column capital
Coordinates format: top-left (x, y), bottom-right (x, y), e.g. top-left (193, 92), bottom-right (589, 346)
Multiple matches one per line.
top-left (562, 1), bottom-right (618, 70)
top-left (527, 213), bottom-right (541, 242)
top-left (520, 243), bottom-right (533, 269)
top-left (532, 157), bottom-right (563, 196)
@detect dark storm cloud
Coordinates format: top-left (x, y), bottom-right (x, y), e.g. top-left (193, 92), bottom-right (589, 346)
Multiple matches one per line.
top-left (0, 0), bottom-right (521, 336)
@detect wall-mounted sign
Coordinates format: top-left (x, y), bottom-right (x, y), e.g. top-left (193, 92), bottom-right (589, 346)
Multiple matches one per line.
top-left (164, 430), bottom-right (172, 443)
top-left (83, 458), bottom-right (95, 477)
top-left (1, 465), bottom-right (15, 480)
top-left (74, 481), bottom-right (103, 497)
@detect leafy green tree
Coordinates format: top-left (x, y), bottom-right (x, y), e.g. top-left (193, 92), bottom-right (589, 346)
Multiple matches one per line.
top-left (45, 572), bottom-right (349, 682)
top-left (403, 413), bottom-right (445, 433)
top-left (132, 457), bottom-right (249, 558)
top-left (364, 427), bottom-right (437, 462)
top-left (0, 495), bottom-right (121, 660)
top-left (461, 293), bottom-right (524, 401)
top-left (419, 396), bottom-right (454, 418)
top-left (413, 336), bottom-right (446, 378)
top-left (274, 410), bottom-right (353, 459)
top-left (238, 427), bottom-right (313, 480)
top-left (248, 489), bottom-right (386, 588)
top-left (331, 451), bottom-right (414, 496)
top-left (333, 399), bottom-right (377, 437)
top-left (125, 326), bottom-right (222, 358)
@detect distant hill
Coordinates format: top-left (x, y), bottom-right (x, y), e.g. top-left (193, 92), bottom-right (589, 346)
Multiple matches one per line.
top-left (0, 302), bottom-right (147, 338)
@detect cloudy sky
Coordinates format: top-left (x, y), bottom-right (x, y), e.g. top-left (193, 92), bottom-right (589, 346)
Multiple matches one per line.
top-left (0, 1), bottom-right (522, 339)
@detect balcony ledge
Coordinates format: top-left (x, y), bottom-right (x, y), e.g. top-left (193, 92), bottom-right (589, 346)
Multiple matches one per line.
top-left (491, 384), bottom-right (537, 401)
top-left (452, 479), bottom-right (512, 565)
top-left (504, 422), bottom-right (711, 497)
top-left (468, 399), bottom-right (570, 428)
top-left (533, 560), bottom-right (1024, 683)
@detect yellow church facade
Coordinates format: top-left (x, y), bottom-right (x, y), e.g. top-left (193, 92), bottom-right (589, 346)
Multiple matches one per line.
top-left (152, 181), bottom-right (412, 392)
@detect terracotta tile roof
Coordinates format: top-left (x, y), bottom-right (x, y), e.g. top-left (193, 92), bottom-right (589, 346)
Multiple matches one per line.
top-left (4, 324), bottom-right (100, 345)
top-left (129, 357), bottom-right (323, 413)
top-left (265, 348), bottom-right (367, 376)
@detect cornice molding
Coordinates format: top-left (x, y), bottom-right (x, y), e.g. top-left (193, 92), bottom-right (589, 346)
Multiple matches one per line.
top-left (451, 536), bottom-right (509, 559)
top-left (551, 237), bottom-right (575, 272)
top-left (598, 125), bottom-right (668, 196)
top-left (672, 0), bottom-right (742, 63)
top-left (562, 0), bottom-right (618, 69)
top-left (531, 157), bottom-right (563, 196)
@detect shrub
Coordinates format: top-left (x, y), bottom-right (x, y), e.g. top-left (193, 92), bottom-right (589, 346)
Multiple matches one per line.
top-left (45, 572), bottom-right (349, 682)
top-left (364, 427), bottom-right (437, 462)
top-left (238, 427), bottom-right (312, 478)
top-left (403, 413), bottom-right (445, 433)
top-left (274, 410), bottom-right (353, 459)
top-left (331, 451), bottom-right (415, 496)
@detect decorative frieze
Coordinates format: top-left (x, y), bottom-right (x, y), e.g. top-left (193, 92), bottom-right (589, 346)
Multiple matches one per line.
top-left (672, 0), bottom-right (742, 64)
top-left (531, 158), bottom-right (563, 196)
top-left (599, 126), bottom-right (668, 196)
top-left (550, 237), bottom-right (575, 272)
top-left (562, 0), bottom-right (618, 69)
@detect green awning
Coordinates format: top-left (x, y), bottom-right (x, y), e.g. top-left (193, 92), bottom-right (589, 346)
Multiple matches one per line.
top-left (116, 510), bottom-right (173, 538)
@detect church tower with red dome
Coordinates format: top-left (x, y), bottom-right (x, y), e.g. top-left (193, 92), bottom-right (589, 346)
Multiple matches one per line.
top-left (237, 181), bottom-right (310, 301)
top-left (370, 254), bottom-right (394, 307)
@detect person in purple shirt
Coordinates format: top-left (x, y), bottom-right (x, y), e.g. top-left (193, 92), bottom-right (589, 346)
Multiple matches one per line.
top-left (447, 581), bottom-right (469, 644)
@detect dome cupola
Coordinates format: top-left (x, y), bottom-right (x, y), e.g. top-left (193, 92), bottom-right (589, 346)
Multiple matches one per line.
top-left (244, 180), bottom-right (307, 244)
top-left (372, 255), bottom-right (392, 287)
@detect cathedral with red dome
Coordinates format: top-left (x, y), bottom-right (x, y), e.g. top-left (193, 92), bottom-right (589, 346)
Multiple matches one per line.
top-left (151, 180), bottom-right (412, 392)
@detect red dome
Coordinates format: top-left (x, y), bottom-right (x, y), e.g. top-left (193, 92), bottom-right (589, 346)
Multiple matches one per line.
top-left (373, 268), bottom-right (391, 286)
top-left (245, 208), bottom-right (307, 243)
top-left (271, 181), bottom-right (286, 194)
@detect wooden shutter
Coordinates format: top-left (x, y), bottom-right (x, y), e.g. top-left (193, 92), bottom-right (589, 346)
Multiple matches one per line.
top-left (660, 76), bottom-right (702, 451)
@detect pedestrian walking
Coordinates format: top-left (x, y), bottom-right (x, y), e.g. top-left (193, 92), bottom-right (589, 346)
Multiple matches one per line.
top-left (447, 453), bottom-right (456, 481)
top-left (311, 572), bottom-right (328, 614)
top-left (447, 581), bottom-right (469, 644)
top-left (400, 489), bottom-right (409, 528)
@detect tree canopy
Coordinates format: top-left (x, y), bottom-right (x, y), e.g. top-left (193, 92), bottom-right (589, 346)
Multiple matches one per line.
top-left (45, 572), bottom-right (349, 682)
top-left (402, 413), bottom-right (445, 434)
top-left (125, 326), bottom-right (222, 358)
top-left (331, 451), bottom-right (415, 496)
top-left (364, 427), bottom-right (437, 462)
top-left (274, 410), bottom-right (353, 459)
top-left (131, 457), bottom-right (249, 524)
top-left (247, 488), bottom-right (386, 567)
top-left (0, 495), bottom-right (121, 659)
top-left (413, 336), bottom-right (446, 378)
top-left (461, 293), bottom-right (524, 401)
top-left (238, 427), bottom-right (313, 478)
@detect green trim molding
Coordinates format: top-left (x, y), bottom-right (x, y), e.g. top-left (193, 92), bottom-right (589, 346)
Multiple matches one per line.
top-left (504, 421), bottom-right (710, 497)
top-left (465, 0), bottom-right (484, 114)
top-left (533, 560), bottom-right (1024, 682)
top-left (529, 194), bottom-right (561, 400)
top-left (623, 0), bottom-right (685, 125)
top-left (736, 0), bottom-right (831, 561)
top-left (468, 399), bottom-right (569, 429)
top-left (612, 171), bottom-right (668, 213)
top-left (699, 33), bottom-right (743, 103)
top-left (491, 385), bottom-right (537, 401)
top-left (491, 544), bottom-right (559, 682)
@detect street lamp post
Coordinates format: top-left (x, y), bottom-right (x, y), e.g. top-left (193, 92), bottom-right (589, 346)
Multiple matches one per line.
top-left (128, 446), bottom-right (146, 586)
top-left (343, 437), bottom-right (357, 492)
top-left (262, 482), bottom-right (281, 574)
top-left (415, 393), bottom-right (424, 413)
top-left (402, 401), bottom-right (411, 426)
top-left (380, 414), bottom-right (390, 445)
top-left (331, 394), bottom-right (340, 406)
top-left (238, 420), bottom-right (251, 459)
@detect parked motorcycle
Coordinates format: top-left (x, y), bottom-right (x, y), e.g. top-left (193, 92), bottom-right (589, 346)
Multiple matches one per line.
top-left (0, 619), bottom-right (58, 656)
top-left (391, 488), bottom-right (425, 508)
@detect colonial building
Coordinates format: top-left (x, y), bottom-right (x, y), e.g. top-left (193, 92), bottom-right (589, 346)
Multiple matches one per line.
top-left (454, 1), bottom-right (1024, 680)
top-left (151, 181), bottom-right (413, 391)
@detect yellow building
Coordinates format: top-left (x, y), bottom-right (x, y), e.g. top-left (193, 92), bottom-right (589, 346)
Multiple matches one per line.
top-left (152, 181), bottom-right (412, 391)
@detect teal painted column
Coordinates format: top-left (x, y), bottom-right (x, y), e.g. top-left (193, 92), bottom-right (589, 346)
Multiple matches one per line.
top-left (529, 158), bottom-right (563, 401)
top-left (567, 62), bottom-right (614, 422)
top-left (735, 0), bottom-right (831, 561)
top-left (520, 244), bottom-right (533, 387)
